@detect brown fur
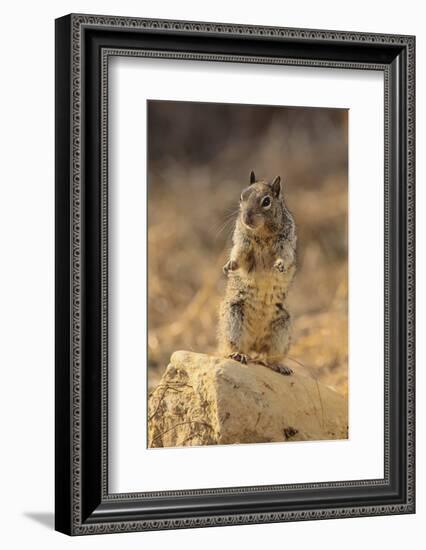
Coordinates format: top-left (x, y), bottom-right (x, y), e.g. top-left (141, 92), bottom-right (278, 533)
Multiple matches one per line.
top-left (218, 172), bottom-right (297, 374)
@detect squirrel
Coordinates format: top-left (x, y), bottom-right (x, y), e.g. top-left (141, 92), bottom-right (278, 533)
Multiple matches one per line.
top-left (217, 171), bottom-right (297, 376)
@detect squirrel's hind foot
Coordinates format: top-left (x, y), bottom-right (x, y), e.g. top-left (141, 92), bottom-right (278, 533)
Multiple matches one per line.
top-left (228, 352), bottom-right (249, 365)
top-left (250, 359), bottom-right (293, 376)
top-left (265, 363), bottom-right (293, 376)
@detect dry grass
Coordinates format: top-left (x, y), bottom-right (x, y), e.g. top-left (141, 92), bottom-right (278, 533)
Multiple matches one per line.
top-left (147, 101), bottom-right (348, 397)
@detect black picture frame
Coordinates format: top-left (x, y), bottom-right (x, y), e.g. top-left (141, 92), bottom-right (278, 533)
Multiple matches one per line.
top-left (55, 13), bottom-right (415, 535)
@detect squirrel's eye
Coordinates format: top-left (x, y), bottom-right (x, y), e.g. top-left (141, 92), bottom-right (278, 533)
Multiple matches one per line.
top-left (261, 196), bottom-right (271, 208)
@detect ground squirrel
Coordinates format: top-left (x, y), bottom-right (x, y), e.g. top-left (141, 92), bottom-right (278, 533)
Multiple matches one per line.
top-left (218, 171), bottom-right (297, 375)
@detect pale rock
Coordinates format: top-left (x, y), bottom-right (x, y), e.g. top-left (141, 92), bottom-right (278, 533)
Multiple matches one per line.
top-left (148, 351), bottom-right (348, 448)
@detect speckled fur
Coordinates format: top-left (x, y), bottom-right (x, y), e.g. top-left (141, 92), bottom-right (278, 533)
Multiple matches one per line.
top-left (218, 173), bottom-right (296, 372)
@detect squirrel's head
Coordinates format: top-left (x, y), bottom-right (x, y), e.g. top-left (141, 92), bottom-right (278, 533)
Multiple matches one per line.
top-left (238, 171), bottom-right (284, 234)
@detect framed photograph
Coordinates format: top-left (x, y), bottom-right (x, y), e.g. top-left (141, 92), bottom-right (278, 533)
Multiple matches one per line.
top-left (55, 14), bottom-right (415, 535)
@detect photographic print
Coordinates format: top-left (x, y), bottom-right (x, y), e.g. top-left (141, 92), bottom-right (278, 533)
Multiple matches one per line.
top-left (147, 100), bottom-right (349, 448)
top-left (56, 15), bottom-right (415, 534)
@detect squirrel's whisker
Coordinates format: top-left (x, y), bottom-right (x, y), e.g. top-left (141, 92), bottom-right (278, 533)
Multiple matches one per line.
top-left (214, 215), bottom-right (238, 240)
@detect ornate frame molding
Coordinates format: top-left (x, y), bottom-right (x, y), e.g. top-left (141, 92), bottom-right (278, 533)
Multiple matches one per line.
top-left (55, 14), bottom-right (415, 535)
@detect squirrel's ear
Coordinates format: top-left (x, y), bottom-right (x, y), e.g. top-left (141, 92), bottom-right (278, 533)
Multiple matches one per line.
top-left (250, 171), bottom-right (256, 185)
top-left (271, 176), bottom-right (281, 197)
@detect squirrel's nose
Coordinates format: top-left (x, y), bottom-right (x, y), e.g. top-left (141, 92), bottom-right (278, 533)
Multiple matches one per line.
top-left (243, 211), bottom-right (254, 227)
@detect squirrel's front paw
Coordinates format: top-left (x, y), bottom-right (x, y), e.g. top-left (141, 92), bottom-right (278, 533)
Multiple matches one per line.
top-left (273, 259), bottom-right (287, 273)
top-left (223, 259), bottom-right (238, 275)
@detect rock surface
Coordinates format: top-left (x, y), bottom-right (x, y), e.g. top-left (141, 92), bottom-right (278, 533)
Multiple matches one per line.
top-left (148, 351), bottom-right (348, 448)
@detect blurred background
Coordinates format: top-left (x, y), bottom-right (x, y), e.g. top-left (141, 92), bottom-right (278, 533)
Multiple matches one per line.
top-left (147, 100), bottom-right (348, 397)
